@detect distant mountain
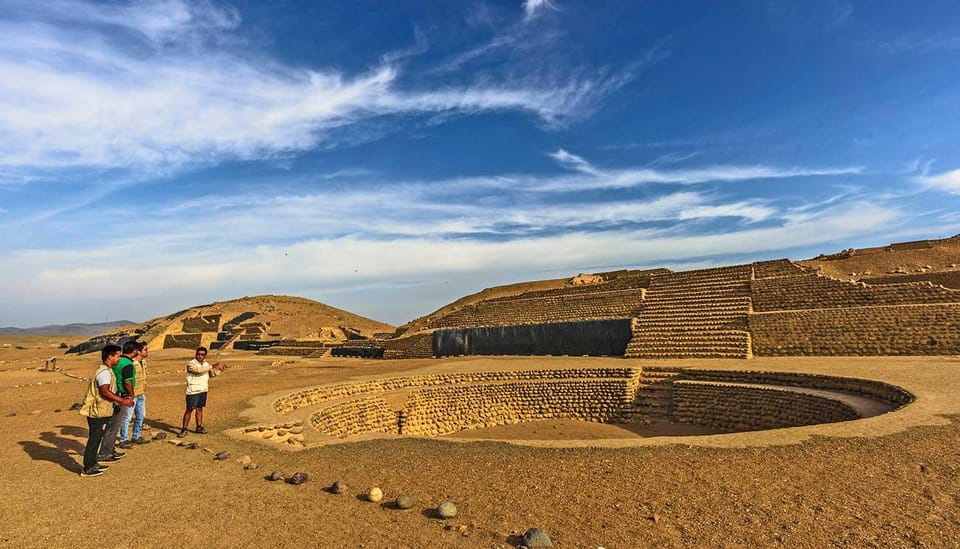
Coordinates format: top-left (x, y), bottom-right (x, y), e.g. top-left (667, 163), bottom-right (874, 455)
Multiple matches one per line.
top-left (0, 321), bottom-right (136, 336)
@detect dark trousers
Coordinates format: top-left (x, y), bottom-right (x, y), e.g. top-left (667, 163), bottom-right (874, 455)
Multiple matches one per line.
top-left (84, 417), bottom-right (111, 471)
top-left (98, 407), bottom-right (122, 458)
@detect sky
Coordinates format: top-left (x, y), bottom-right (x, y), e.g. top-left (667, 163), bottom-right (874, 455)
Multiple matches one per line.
top-left (2, 0), bottom-right (960, 328)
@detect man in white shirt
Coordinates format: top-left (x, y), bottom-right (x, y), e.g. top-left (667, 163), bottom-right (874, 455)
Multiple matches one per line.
top-left (178, 346), bottom-right (226, 438)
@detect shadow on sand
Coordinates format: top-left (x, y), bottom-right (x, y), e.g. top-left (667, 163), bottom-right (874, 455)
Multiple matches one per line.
top-left (19, 425), bottom-right (88, 474)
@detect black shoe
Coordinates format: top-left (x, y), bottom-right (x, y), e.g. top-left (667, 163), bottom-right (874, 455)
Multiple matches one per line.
top-left (97, 464), bottom-right (110, 470)
top-left (118, 441), bottom-right (133, 449)
top-left (195, 426), bottom-right (207, 434)
top-left (99, 453), bottom-right (124, 463)
top-left (80, 467), bottom-right (104, 477)
top-left (178, 429), bottom-right (188, 438)
top-left (112, 450), bottom-right (126, 457)
top-left (134, 437), bottom-right (151, 445)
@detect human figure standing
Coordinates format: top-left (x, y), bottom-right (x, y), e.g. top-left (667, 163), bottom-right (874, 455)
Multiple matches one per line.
top-left (78, 345), bottom-right (133, 477)
top-left (98, 340), bottom-right (138, 462)
top-left (119, 342), bottom-right (150, 448)
top-left (179, 347), bottom-right (225, 437)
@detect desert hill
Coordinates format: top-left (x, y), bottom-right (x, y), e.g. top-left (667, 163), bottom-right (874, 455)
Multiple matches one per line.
top-left (801, 234), bottom-right (960, 286)
top-left (0, 320), bottom-right (135, 336)
top-left (67, 295), bottom-right (394, 354)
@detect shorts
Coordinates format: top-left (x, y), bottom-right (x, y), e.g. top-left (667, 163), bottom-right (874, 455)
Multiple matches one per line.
top-left (185, 392), bottom-right (208, 410)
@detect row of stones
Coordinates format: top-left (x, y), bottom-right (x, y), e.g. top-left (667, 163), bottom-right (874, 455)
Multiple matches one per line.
top-left (241, 421), bottom-right (307, 447)
top-left (424, 290), bottom-right (645, 330)
top-left (272, 368), bottom-right (639, 414)
top-left (671, 368), bottom-right (913, 405)
top-left (751, 274), bottom-right (960, 312)
top-left (748, 305), bottom-right (960, 356)
top-left (311, 397), bottom-right (396, 439)
top-left (861, 271), bottom-right (960, 289)
top-left (672, 383), bottom-right (860, 431)
top-left (750, 259), bottom-right (812, 279)
top-left (400, 380), bottom-right (633, 437)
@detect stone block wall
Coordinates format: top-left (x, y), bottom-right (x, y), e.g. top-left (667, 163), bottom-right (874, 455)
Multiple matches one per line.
top-left (399, 379), bottom-right (633, 437)
top-left (672, 382), bottom-right (860, 431)
top-left (424, 288), bottom-right (645, 330)
top-left (751, 259), bottom-right (812, 279)
top-left (381, 332), bottom-right (434, 359)
top-left (181, 314), bottom-right (221, 333)
top-left (163, 333), bottom-right (202, 350)
top-left (310, 396), bottom-right (396, 438)
top-left (751, 274), bottom-right (960, 312)
top-left (749, 304), bottom-right (960, 355)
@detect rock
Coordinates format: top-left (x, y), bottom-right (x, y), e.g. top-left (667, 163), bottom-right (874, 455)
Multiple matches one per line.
top-left (523, 528), bottom-right (552, 548)
top-left (69, 402), bottom-right (83, 411)
top-left (366, 487), bottom-right (383, 502)
top-left (153, 432), bottom-right (167, 440)
top-left (287, 472), bottom-right (309, 485)
top-left (214, 451), bottom-right (231, 461)
top-left (53, 408), bottom-right (62, 413)
top-left (436, 502), bottom-right (457, 519)
top-left (245, 463), bottom-right (259, 471)
top-left (267, 471), bottom-right (284, 482)
top-left (395, 495), bottom-right (415, 510)
top-left (239, 455), bottom-right (252, 466)
top-left (6, 412), bottom-right (15, 417)
top-left (330, 480), bottom-right (348, 494)
top-left (185, 442), bottom-right (199, 450)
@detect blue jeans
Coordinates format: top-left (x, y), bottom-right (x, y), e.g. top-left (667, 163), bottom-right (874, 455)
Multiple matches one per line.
top-left (120, 394), bottom-right (146, 442)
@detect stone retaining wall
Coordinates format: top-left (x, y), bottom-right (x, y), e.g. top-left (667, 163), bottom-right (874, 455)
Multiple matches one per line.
top-left (752, 274), bottom-right (960, 311)
top-left (424, 289), bottom-right (645, 330)
top-left (311, 396), bottom-right (396, 438)
top-left (749, 304), bottom-right (960, 355)
top-left (381, 332), bottom-right (434, 359)
top-left (672, 382), bottom-right (860, 431)
top-left (861, 272), bottom-right (960, 289)
top-left (162, 333), bottom-right (202, 350)
top-left (181, 314), bottom-right (221, 333)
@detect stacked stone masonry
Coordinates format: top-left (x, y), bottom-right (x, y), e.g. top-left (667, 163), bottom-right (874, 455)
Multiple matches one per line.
top-left (861, 272), bottom-right (960, 289)
top-left (382, 332), bottom-right (434, 359)
top-left (259, 367), bottom-right (909, 441)
top-left (181, 314), bottom-right (221, 333)
top-left (424, 288), bottom-right (645, 330)
top-left (626, 265), bottom-right (753, 358)
top-left (751, 274), bottom-right (960, 311)
top-left (749, 304), bottom-right (960, 355)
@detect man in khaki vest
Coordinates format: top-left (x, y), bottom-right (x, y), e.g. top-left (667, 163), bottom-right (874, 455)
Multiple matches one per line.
top-left (79, 345), bottom-right (133, 477)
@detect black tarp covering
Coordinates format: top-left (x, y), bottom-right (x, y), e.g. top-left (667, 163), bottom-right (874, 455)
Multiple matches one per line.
top-left (434, 319), bottom-right (632, 357)
top-left (331, 346), bottom-right (385, 358)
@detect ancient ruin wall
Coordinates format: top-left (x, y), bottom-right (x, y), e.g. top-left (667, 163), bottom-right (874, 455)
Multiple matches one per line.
top-left (310, 396), bottom-right (396, 438)
top-left (860, 272), bottom-right (960, 289)
top-left (181, 314), bottom-right (221, 333)
top-left (749, 304), bottom-right (960, 355)
top-left (381, 331), bottom-right (434, 359)
top-left (751, 259), bottom-right (812, 279)
top-left (162, 333), bottom-right (202, 349)
top-left (751, 275), bottom-right (960, 312)
top-left (424, 288), bottom-right (645, 330)
top-left (672, 382), bottom-right (860, 431)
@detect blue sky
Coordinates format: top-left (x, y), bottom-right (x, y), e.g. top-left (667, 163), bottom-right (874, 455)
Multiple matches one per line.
top-left (2, 0), bottom-right (960, 327)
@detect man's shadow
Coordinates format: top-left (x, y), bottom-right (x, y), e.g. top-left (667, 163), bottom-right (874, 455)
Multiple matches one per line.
top-left (19, 425), bottom-right (88, 474)
top-left (144, 417), bottom-right (180, 434)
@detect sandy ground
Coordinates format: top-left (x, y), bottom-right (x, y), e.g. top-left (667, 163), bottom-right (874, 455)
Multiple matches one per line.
top-left (2, 338), bottom-right (960, 548)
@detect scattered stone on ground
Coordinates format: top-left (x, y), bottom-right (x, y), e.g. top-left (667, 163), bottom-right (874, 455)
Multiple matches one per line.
top-left (53, 408), bottom-right (61, 413)
top-left (244, 463), bottom-right (259, 471)
top-left (395, 495), bottom-right (415, 510)
top-left (239, 455), bottom-right (252, 466)
top-left (523, 528), bottom-right (552, 547)
top-left (153, 432), bottom-right (167, 440)
top-left (214, 451), bottom-right (231, 461)
top-left (267, 471), bottom-right (284, 482)
top-left (330, 480), bottom-right (348, 494)
top-left (69, 402), bottom-right (82, 411)
top-left (5, 412), bottom-right (14, 417)
top-left (436, 502), bottom-right (457, 519)
top-left (366, 487), bottom-right (383, 502)
top-left (287, 472), bottom-right (308, 485)
top-left (185, 442), bottom-right (199, 450)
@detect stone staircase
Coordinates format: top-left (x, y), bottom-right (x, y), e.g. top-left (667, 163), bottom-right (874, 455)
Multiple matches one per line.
top-left (628, 368), bottom-right (681, 420)
top-left (625, 266), bottom-right (753, 359)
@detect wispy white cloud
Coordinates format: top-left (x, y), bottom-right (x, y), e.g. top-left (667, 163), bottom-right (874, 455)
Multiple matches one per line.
top-left (915, 168), bottom-right (960, 194)
top-left (548, 148), bottom-right (602, 175)
top-left (0, 0), bottom-right (617, 173)
top-left (523, 0), bottom-right (558, 22)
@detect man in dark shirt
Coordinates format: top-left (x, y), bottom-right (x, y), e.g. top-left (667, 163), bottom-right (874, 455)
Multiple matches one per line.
top-left (98, 340), bottom-right (138, 462)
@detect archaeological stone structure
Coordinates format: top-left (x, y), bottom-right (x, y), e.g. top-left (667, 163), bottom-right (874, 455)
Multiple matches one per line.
top-left (238, 366), bottom-right (912, 447)
top-left (333, 258), bottom-right (960, 360)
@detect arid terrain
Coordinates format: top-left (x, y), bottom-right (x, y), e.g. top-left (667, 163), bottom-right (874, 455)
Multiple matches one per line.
top-left (2, 335), bottom-right (959, 548)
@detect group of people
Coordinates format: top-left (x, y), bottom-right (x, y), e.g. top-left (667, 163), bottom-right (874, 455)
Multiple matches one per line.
top-left (78, 343), bottom-right (227, 477)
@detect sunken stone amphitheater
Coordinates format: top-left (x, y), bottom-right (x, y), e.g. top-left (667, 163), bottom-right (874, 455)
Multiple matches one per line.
top-left (239, 365), bottom-right (911, 447)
